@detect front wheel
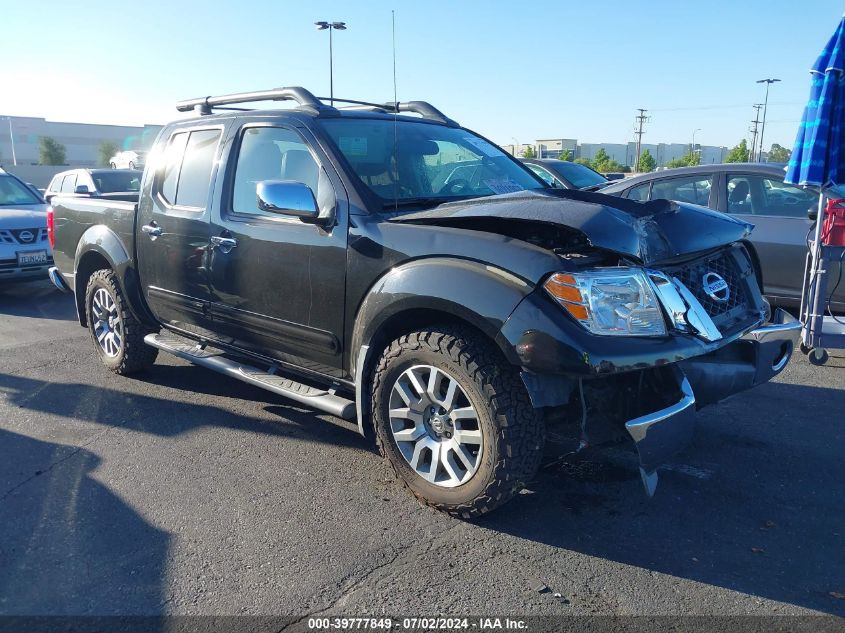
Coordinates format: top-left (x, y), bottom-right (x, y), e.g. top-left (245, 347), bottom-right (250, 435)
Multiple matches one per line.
top-left (85, 269), bottom-right (158, 374)
top-left (372, 326), bottom-right (545, 518)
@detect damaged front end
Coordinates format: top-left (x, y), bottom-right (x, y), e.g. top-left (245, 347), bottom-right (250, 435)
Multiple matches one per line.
top-left (504, 244), bottom-right (801, 496)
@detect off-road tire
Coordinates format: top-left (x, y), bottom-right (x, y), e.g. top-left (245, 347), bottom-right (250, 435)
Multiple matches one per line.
top-left (372, 326), bottom-right (544, 518)
top-left (85, 269), bottom-right (158, 374)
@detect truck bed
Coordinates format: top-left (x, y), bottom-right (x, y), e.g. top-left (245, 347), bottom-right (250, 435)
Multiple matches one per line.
top-left (50, 196), bottom-right (138, 279)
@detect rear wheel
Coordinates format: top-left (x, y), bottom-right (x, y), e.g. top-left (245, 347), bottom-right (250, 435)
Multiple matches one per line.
top-left (85, 269), bottom-right (158, 374)
top-left (109, 162), bottom-right (116, 169)
top-left (372, 326), bottom-right (544, 518)
top-left (128, 161), bottom-right (135, 169)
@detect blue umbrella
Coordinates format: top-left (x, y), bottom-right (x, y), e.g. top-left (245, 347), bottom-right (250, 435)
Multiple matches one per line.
top-left (785, 14), bottom-right (845, 187)
top-left (787, 14), bottom-right (845, 358)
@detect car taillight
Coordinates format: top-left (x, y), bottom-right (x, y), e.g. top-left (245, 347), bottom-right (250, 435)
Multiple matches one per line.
top-left (47, 206), bottom-right (55, 249)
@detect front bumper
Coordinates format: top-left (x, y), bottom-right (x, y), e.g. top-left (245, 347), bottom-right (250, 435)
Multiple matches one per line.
top-left (625, 309), bottom-right (800, 495)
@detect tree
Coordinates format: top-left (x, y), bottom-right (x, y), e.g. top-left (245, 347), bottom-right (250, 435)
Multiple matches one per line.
top-left (98, 140), bottom-right (120, 167)
top-left (665, 151), bottom-right (700, 169)
top-left (574, 158), bottom-right (592, 167)
top-left (637, 149), bottom-right (656, 173)
top-left (521, 145), bottom-right (536, 159)
top-left (725, 139), bottom-right (750, 163)
top-left (559, 149), bottom-right (573, 162)
top-left (39, 136), bottom-right (66, 166)
top-left (767, 143), bottom-right (791, 163)
top-left (590, 148), bottom-right (627, 173)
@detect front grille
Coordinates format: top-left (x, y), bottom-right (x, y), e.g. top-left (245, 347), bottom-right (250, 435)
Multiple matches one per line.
top-left (666, 250), bottom-right (751, 330)
top-left (0, 228), bottom-right (47, 245)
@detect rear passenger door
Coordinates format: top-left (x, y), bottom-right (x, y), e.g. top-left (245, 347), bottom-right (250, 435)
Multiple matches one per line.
top-left (206, 121), bottom-right (349, 377)
top-left (136, 124), bottom-right (226, 336)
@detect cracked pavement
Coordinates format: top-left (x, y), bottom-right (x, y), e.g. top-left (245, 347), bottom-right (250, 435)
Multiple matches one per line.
top-left (1, 281), bottom-right (844, 618)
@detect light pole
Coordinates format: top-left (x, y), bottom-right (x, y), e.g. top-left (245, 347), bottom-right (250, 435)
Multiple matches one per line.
top-left (691, 128), bottom-right (701, 155)
top-left (756, 78), bottom-right (780, 162)
top-left (315, 21), bottom-right (347, 106)
top-left (2, 117), bottom-right (17, 166)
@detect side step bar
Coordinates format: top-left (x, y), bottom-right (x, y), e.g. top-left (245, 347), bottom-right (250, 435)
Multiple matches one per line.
top-left (144, 333), bottom-right (355, 420)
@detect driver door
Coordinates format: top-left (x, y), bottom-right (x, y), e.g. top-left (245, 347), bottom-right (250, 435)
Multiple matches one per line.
top-left (206, 122), bottom-right (349, 377)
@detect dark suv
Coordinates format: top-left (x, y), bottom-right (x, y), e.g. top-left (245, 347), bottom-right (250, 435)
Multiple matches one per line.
top-left (48, 87), bottom-right (798, 517)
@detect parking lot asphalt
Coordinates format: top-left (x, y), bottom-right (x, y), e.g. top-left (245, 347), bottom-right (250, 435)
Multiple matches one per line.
top-left (0, 280), bottom-right (844, 619)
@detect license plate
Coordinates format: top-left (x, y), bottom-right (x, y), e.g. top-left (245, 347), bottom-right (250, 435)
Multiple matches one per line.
top-left (17, 250), bottom-right (48, 266)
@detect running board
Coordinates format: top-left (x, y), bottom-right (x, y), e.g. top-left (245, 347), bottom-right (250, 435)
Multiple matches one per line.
top-left (144, 333), bottom-right (355, 420)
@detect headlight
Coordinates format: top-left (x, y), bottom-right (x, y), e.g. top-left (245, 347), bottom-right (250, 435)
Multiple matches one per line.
top-left (544, 268), bottom-right (667, 336)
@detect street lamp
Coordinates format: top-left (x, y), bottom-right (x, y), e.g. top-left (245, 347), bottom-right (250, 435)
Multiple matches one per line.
top-left (315, 21), bottom-right (347, 106)
top-left (691, 128), bottom-right (701, 154)
top-left (756, 78), bottom-right (780, 162)
top-left (1, 117), bottom-right (17, 166)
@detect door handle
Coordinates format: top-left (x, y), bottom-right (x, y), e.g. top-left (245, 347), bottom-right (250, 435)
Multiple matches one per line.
top-left (141, 223), bottom-right (162, 239)
top-left (211, 235), bottom-right (238, 252)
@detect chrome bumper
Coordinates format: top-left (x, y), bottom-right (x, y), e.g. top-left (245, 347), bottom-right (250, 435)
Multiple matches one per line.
top-left (48, 266), bottom-right (72, 293)
top-left (626, 309), bottom-right (799, 496)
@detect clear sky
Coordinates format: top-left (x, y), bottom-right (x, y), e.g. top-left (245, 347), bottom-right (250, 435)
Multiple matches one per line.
top-left (3, 0), bottom-right (843, 150)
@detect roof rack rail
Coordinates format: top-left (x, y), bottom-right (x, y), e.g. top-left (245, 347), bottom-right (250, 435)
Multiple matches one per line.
top-left (175, 87), bottom-right (458, 126)
top-left (381, 101), bottom-right (459, 127)
top-left (176, 87), bottom-right (333, 115)
top-left (318, 97), bottom-right (458, 126)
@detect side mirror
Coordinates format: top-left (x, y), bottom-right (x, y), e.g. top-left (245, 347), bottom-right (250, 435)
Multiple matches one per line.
top-left (74, 185), bottom-right (91, 195)
top-left (808, 203), bottom-right (818, 221)
top-left (256, 180), bottom-right (319, 221)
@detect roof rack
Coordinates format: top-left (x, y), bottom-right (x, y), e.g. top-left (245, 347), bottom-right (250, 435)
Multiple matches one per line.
top-left (176, 87), bottom-right (333, 116)
top-left (315, 97), bottom-right (458, 126)
top-left (175, 87), bottom-right (458, 126)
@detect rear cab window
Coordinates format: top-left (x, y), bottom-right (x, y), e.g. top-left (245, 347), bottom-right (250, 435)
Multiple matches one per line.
top-left (156, 128), bottom-right (222, 209)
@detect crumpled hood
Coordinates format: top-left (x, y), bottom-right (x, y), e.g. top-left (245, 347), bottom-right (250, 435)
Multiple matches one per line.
top-left (388, 189), bottom-right (753, 265)
top-left (0, 204), bottom-right (49, 229)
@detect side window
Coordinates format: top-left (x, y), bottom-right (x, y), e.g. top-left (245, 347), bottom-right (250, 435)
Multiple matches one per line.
top-left (159, 132), bottom-right (188, 204)
top-left (526, 164), bottom-right (556, 187)
top-left (231, 126), bottom-right (333, 217)
top-left (651, 175), bottom-right (712, 206)
top-left (727, 174), bottom-right (815, 217)
top-left (48, 176), bottom-right (60, 193)
top-left (626, 182), bottom-right (651, 201)
top-left (175, 129), bottom-right (221, 208)
top-left (60, 174), bottom-right (77, 193)
top-left (157, 129), bottom-right (221, 208)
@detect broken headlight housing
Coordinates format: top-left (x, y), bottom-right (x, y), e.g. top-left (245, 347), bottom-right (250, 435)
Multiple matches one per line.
top-left (543, 268), bottom-right (667, 336)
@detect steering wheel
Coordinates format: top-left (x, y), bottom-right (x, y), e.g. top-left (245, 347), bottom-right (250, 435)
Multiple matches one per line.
top-left (440, 179), bottom-right (471, 195)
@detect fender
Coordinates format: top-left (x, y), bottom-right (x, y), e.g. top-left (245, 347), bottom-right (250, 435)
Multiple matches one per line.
top-left (73, 225), bottom-right (155, 328)
top-left (349, 257), bottom-right (536, 436)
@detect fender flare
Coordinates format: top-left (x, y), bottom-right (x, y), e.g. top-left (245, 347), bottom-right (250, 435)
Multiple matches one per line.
top-left (73, 225), bottom-right (154, 327)
top-left (350, 257), bottom-right (535, 435)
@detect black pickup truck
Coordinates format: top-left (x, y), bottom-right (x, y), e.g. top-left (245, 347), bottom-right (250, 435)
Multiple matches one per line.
top-left (48, 87), bottom-right (800, 517)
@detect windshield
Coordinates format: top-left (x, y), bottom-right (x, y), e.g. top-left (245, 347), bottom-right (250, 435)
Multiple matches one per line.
top-left (0, 174), bottom-right (42, 206)
top-left (91, 170), bottom-right (142, 193)
top-left (548, 161), bottom-right (608, 189)
top-left (320, 118), bottom-right (543, 206)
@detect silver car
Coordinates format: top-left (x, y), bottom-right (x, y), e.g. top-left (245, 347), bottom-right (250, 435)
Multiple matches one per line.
top-left (0, 168), bottom-right (51, 284)
top-left (600, 163), bottom-right (844, 312)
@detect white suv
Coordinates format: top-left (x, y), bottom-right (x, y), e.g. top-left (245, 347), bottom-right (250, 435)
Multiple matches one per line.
top-left (0, 169), bottom-right (51, 284)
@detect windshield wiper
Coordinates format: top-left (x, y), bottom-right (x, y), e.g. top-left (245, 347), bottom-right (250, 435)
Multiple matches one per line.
top-left (382, 197), bottom-right (445, 210)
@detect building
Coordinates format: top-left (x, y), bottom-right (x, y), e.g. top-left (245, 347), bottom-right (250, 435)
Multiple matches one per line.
top-left (0, 115), bottom-right (162, 168)
top-left (535, 139), bottom-right (577, 160)
top-left (503, 136), bottom-right (729, 170)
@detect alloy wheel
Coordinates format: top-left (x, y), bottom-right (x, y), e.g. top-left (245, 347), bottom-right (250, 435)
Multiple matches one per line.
top-left (388, 364), bottom-right (483, 487)
top-left (91, 288), bottom-right (123, 358)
